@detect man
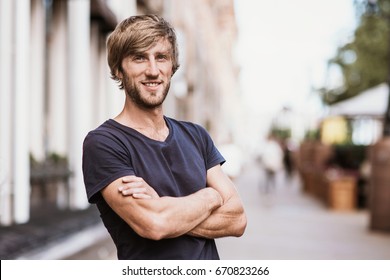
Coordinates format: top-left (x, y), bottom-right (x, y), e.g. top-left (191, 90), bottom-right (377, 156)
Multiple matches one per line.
top-left (260, 134), bottom-right (283, 193)
top-left (82, 15), bottom-right (246, 260)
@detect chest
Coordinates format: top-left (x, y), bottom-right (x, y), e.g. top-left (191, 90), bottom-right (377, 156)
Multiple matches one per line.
top-left (126, 136), bottom-right (207, 197)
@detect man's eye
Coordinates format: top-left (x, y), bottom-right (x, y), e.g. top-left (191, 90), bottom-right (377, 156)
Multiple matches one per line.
top-left (133, 56), bottom-right (145, 62)
top-left (156, 55), bottom-right (168, 61)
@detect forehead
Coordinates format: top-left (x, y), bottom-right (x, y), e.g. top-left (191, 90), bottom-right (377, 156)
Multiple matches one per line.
top-left (140, 37), bottom-right (172, 54)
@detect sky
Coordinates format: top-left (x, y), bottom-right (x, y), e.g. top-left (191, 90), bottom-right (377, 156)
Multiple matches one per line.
top-left (234, 0), bottom-right (357, 123)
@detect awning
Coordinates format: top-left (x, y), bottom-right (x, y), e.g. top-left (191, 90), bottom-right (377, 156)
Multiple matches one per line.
top-left (328, 83), bottom-right (389, 117)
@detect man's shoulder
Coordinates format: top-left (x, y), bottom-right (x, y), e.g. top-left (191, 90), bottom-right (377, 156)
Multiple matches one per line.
top-left (84, 119), bottom-right (126, 148)
top-left (88, 119), bottom-right (115, 133)
top-left (86, 119), bottom-right (124, 139)
top-left (165, 116), bottom-right (207, 135)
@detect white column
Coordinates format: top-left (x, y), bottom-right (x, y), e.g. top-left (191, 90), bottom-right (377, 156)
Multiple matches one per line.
top-left (90, 22), bottom-right (102, 125)
top-left (48, 0), bottom-right (68, 156)
top-left (13, 0), bottom-right (31, 223)
top-left (30, 0), bottom-right (46, 161)
top-left (97, 37), bottom-right (108, 122)
top-left (0, 0), bottom-right (14, 225)
top-left (67, 0), bottom-right (91, 209)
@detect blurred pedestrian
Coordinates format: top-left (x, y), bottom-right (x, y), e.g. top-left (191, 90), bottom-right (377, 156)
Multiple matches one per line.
top-left (82, 15), bottom-right (246, 260)
top-left (260, 134), bottom-right (284, 193)
top-left (282, 140), bottom-right (294, 179)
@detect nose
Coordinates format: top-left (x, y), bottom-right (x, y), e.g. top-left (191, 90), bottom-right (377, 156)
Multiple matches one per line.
top-left (145, 58), bottom-right (159, 77)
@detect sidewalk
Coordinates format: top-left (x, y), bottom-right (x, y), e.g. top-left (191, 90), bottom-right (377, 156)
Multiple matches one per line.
top-left (0, 203), bottom-right (106, 260)
top-left (217, 160), bottom-right (390, 259)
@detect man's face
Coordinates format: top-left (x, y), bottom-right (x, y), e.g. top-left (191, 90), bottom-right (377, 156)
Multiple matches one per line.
top-left (120, 38), bottom-right (174, 109)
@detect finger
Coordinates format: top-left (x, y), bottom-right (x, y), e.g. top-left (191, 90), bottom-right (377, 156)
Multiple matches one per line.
top-left (121, 187), bottom-right (147, 196)
top-left (119, 182), bottom-right (142, 189)
top-left (119, 181), bottom-right (143, 191)
top-left (122, 176), bottom-right (142, 183)
top-left (132, 193), bottom-right (153, 199)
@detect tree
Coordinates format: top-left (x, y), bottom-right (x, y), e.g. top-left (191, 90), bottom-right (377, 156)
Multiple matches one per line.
top-left (320, 0), bottom-right (389, 105)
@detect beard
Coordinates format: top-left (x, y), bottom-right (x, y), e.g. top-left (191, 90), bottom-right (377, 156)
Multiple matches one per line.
top-left (122, 72), bottom-right (170, 109)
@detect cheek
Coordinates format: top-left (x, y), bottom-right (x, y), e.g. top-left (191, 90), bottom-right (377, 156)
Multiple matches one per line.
top-left (162, 66), bottom-right (173, 77)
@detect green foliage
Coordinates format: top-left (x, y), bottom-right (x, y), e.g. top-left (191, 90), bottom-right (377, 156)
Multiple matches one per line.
top-left (270, 127), bottom-right (291, 140)
top-left (321, 0), bottom-right (390, 105)
top-left (304, 129), bottom-right (320, 141)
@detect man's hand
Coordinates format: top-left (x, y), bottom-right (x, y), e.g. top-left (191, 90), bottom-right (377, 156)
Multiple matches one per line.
top-left (118, 175), bottom-right (160, 199)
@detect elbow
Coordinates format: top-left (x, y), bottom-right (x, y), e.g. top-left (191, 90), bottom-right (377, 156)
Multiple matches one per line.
top-left (139, 228), bottom-right (164, 241)
top-left (234, 213), bottom-right (247, 237)
top-left (136, 215), bottom-right (171, 241)
top-left (142, 231), bottom-right (166, 241)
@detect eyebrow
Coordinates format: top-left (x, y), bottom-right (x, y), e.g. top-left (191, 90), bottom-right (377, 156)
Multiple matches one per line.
top-left (155, 50), bottom-right (171, 56)
top-left (131, 49), bottom-right (171, 58)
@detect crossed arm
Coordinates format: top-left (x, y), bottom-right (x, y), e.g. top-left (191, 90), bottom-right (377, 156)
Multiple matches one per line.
top-left (100, 165), bottom-right (247, 240)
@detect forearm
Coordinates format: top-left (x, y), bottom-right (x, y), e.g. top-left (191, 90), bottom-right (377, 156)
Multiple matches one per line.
top-left (188, 196), bottom-right (246, 239)
top-left (150, 188), bottom-right (223, 239)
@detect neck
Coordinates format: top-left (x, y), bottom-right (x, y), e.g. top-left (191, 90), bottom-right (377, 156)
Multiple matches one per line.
top-left (114, 99), bottom-right (168, 141)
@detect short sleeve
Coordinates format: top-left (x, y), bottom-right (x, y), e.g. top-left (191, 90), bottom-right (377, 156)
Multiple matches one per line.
top-left (82, 131), bottom-right (134, 203)
top-left (197, 125), bottom-right (226, 170)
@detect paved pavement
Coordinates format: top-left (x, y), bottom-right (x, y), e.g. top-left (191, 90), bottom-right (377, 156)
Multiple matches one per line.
top-left (217, 161), bottom-right (390, 260)
top-left (14, 159), bottom-right (390, 260)
top-left (0, 204), bottom-right (103, 260)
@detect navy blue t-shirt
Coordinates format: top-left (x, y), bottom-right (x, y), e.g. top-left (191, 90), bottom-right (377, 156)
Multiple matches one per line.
top-left (82, 116), bottom-right (225, 260)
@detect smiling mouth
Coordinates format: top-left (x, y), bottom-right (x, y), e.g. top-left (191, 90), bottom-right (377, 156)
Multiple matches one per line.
top-left (143, 82), bottom-right (161, 87)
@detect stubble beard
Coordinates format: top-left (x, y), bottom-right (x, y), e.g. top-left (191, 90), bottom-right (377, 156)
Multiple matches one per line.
top-left (123, 73), bottom-right (170, 110)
